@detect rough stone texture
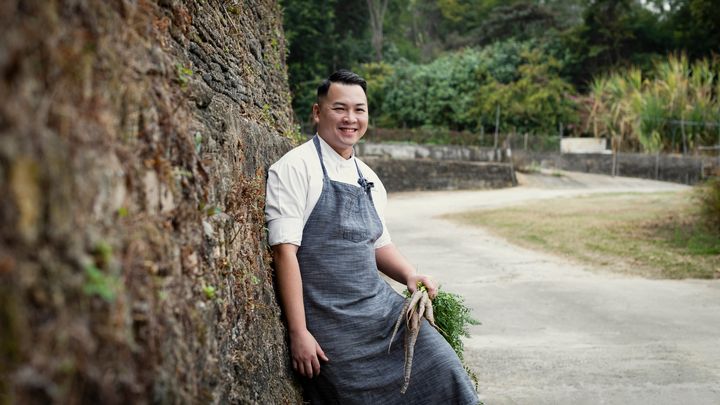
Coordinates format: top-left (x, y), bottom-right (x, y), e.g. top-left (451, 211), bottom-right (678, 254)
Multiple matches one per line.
top-left (513, 151), bottom-right (716, 185)
top-left (0, 1), bottom-right (301, 404)
top-left (358, 142), bottom-right (719, 185)
top-left (356, 142), bottom-right (516, 192)
top-left (357, 142), bottom-right (498, 162)
top-left (364, 158), bottom-right (516, 192)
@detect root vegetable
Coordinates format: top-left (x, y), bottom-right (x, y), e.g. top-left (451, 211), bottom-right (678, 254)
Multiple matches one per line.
top-left (405, 289), bottom-right (423, 326)
top-left (390, 283), bottom-right (439, 394)
top-left (423, 297), bottom-right (447, 336)
top-left (388, 296), bottom-right (412, 353)
top-left (391, 284), bottom-right (481, 394)
top-left (400, 310), bottom-right (421, 394)
top-left (417, 291), bottom-right (428, 321)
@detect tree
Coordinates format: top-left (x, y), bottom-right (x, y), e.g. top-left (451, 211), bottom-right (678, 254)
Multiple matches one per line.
top-left (281, 0), bottom-right (371, 125)
top-left (472, 48), bottom-right (577, 135)
top-left (669, 0), bottom-right (720, 59)
top-left (476, 3), bottom-right (559, 45)
top-left (581, 0), bottom-right (636, 69)
top-left (366, 0), bottom-right (390, 61)
top-left (282, 0), bottom-right (339, 121)
top-left (377, 41), bottom-right (577, 134)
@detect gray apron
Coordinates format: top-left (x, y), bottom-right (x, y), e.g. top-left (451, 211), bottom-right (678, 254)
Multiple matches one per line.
top-left (297, 136), bottom-right (478, 404)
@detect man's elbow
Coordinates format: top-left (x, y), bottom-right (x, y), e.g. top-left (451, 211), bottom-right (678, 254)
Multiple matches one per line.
top-left (272, 243), bottom-right (299, 262)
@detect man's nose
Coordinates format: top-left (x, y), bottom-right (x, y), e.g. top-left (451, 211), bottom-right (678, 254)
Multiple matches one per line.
top-left (343, 111), bottom-right (357, 123)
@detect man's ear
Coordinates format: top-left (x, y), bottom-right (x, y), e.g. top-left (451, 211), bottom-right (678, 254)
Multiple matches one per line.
top-left (312, 103), bottom-right (320, 123)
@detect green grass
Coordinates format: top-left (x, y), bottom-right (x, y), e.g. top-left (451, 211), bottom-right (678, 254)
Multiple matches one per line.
top-left (444, 191), bottom-right (719, 279)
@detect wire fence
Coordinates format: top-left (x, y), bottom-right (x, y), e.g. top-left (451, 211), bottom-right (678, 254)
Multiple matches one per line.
top-left (363, 127), bottom-right (562, 152)
top-left (299, 105), bottom-right (720, 160)
top-left (362, 123), bottom-right (720, 158)
top-left (300, 99), bottom-right (720, 156)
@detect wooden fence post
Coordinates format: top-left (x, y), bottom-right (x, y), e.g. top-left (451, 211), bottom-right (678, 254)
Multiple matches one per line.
top-left (681, 118), bottom-right (687, 155)
top-left (493, 105), bottom-right (500, 161)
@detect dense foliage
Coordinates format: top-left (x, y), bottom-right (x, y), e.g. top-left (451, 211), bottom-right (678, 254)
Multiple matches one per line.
top-left (281, 0), bottom-right (371, 122)
top-left (281, 0), bottom-right (720, 150)
top-left (588, 55), bottom-right (720, 153)
top-left (362, 41), bottom-right (577, 136)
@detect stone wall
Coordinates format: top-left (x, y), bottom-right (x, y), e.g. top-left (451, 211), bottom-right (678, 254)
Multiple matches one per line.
top-left (357, 142), bottom-right (498, 162)
top-left (363, 158), bottom-right (516, 192)
top-left (514, 151), bottom-right (716, 185)
top-left (0, 1), bottom-right (301, 404)
top-left (355, 142), bottom-right (514, 192)
top-left (357, 142), bottom-right (718, 186)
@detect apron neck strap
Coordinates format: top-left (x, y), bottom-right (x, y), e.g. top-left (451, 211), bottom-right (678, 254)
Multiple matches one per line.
top-left (312, 135), bottom-right (374, 196)
top-left (312, 135), bottom-right (329, 178)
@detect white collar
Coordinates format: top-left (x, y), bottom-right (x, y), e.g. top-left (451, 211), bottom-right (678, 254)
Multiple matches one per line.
top-left (316, 134), bottom-right (355, 165)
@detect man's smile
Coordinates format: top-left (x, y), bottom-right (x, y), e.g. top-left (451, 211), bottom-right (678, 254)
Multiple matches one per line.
top-left (313, 82), bottom-right (368, 158)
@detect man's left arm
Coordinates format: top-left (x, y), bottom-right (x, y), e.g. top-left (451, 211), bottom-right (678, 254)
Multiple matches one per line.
top-left (375, 244), bottom-right (437, 298)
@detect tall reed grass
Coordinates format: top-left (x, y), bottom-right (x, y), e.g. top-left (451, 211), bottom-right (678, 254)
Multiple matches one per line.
top-left (587, 54), bottom-right (719, 154)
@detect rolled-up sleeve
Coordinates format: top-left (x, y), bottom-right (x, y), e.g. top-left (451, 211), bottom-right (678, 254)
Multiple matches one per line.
top-left (374, 226), bottom-right (392, 249)
top-left (265, 159), bottom-right (307, 246)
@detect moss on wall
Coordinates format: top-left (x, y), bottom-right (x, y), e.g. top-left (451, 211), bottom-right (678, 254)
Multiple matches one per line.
top-left (0, 0), bottom-right (300, 403)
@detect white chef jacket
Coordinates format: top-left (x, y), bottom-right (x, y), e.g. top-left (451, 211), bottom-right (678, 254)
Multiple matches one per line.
top-left (265, 136), bottom-right (391, 248)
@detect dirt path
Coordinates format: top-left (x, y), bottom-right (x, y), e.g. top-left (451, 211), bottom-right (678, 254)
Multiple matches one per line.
top-left (384, 171), bottom-right (720, 405)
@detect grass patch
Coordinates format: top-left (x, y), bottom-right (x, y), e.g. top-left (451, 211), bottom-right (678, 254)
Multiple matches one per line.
top-left (444, 191), bottom-right (719, 279)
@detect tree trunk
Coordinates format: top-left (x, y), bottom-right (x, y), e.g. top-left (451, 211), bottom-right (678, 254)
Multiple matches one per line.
top-left (366, 0), bottom-right (389, 61)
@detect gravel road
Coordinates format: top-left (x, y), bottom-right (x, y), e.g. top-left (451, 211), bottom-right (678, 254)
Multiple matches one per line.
top-left (384, 171), bottom-right (720, 405)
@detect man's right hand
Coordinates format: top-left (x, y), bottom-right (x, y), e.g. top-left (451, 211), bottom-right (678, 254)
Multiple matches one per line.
top-left (290, 329), bottom-right (329, 378)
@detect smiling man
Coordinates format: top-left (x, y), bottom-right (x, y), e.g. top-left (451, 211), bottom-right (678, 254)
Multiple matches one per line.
top-left (312, 76), bottom-right (367, 159)
top-left (265, 70), bottom-right (478, 404)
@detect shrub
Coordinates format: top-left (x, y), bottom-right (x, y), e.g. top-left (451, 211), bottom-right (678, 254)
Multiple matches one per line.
top-left (696, 177), bottom-right (720, 234)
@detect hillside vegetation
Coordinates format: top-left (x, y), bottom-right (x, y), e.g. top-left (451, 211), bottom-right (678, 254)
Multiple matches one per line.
top-left (283, 0), bottom-right (720, 153)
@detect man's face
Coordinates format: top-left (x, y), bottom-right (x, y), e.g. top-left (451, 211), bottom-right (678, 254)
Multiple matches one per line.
top-left (312, 83), bottom-right (368, 159)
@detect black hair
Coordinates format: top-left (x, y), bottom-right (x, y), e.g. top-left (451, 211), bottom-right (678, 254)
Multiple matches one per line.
top-left (316, 69), bottom-right (367, 102)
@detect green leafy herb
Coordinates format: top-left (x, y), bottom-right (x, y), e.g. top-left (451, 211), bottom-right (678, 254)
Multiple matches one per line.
top-left (431, 289), bottom-right (481, 360)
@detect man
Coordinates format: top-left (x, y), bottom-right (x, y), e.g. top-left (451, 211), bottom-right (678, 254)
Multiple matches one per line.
top-left (266, 70), bottom-right (477, 403)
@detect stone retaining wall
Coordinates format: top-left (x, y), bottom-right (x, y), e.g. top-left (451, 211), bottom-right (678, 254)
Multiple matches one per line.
top-left (514, 151), bottom-right (716, 185)
top-left (362, 158), bottom-right (516, 192)
top-left (0, 1), bottom-right (301, 403)
top-left (357, 142), bottom-right (718, 185)
top-left (357, 142), bottom-right (498, 162)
